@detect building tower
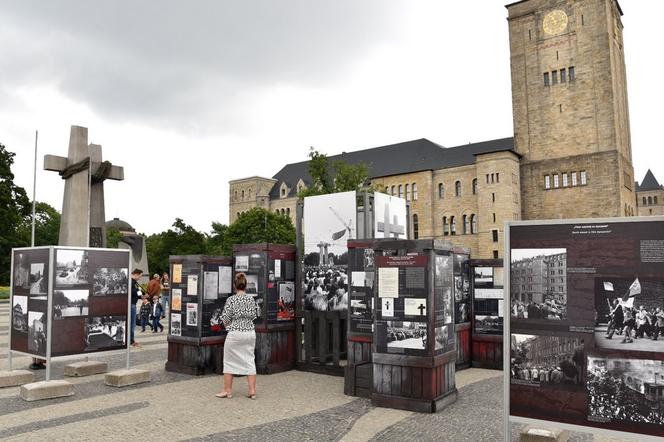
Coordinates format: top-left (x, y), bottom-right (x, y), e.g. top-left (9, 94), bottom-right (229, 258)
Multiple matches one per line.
top-left (507, 0), bottom-right (636, 219)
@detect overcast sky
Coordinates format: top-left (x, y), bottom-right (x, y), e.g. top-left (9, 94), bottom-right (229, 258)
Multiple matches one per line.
top-left (1, 1), bottom-right (661, 235)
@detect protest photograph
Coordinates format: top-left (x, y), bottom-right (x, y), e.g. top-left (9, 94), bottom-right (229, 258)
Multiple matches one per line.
top-left (93, 267), bottom-right (128, 295)
top-left (594, 277), bottom-right (664, 352)
top-left (510, 333), bottom-right (584, 387)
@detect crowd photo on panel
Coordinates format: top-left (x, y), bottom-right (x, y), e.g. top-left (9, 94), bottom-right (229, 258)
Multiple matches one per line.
top-left (303, 266), bottom-right (348, 311)
top-left (604, 299), bottom-right (664, 344)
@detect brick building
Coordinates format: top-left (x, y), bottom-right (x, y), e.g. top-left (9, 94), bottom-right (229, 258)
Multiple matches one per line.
top-left (526, 335), bottom-right (583, 367)
top-left (635, 170), bottom-right (664, 216)
top-left (229, 0), bottom-right (637, 259)
top-left (511, 252), bottom-right (567, 305)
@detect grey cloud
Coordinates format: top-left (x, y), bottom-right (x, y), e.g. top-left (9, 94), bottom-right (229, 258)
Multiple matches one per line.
top-left (0, 0), bottom-right (405, 132)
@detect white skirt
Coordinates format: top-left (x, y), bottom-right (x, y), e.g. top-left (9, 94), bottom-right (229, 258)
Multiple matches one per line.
top-left (223, 331), bottom-right (256, 375)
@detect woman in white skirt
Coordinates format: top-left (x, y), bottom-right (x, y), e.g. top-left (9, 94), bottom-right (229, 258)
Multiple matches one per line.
top-left (216, 273), bottom-right (258, 399)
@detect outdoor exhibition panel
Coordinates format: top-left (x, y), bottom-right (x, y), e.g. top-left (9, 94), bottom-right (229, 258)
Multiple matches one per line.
top-left (471, 258), bottom-right (504, 369)
top-left (166, 255), bottom-right (233, 375)
top-left (233, 243), bottom-right (296, 374)
top-left (452, 250), bottom-right (472, 369)
top-left (372, 239), bottom-right (457, 413)
top-left (10, 246), bottom-right (131, 379)
top-left (505, 217), bottom-right (664, 440)
top-left (296, 191), bottom-right (408, 377)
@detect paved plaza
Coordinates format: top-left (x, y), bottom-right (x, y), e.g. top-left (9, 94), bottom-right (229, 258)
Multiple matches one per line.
top-left (0, 300), bottom-right (640, 441)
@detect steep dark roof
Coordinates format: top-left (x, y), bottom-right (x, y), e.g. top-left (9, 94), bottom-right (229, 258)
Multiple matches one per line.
top-left (637, 169), bottom-right (663, 192)
top-left (270, 137), bottom-right (515, 198)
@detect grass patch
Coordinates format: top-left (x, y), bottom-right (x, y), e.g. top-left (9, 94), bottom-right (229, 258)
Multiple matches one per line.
top-left (0, 287), bottom-right (9, 300)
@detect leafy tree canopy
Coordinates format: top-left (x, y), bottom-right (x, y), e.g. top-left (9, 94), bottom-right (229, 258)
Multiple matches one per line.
top-left (297, 148), bottom-right (375, 198)
top-left (219, 208), bottom-right (295, 255)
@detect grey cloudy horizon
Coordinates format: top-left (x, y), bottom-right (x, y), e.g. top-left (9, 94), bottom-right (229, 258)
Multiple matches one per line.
top-left (1, 1), bottom-right (661, 235)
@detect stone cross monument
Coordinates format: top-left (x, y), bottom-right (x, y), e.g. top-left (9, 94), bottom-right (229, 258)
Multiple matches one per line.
top-left (44, 125), bottom-right (124, 247)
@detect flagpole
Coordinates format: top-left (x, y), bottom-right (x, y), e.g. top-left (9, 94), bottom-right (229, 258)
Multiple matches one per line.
top-left (31, 130), bottom-right (38, 247)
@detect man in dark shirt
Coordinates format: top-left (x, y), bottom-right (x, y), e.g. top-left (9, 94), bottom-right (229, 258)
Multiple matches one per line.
top-left (130, 269), bottom-right (144, 347)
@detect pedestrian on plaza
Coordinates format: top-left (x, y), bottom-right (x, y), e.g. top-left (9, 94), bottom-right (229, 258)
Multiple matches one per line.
top-left (140, 296), bottom-right (153, 332)
top-left (147, 273), bottom-right (162, 300)
top-left (151, 295), bottom-right (164, 332)
top-left (130, 268), bottom-right (144, 347)
top-left (216, 273), bottom-right (258, 399)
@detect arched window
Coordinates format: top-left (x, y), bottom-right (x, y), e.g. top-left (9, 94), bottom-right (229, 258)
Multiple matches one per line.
top-left (471, 214), bottom-right (477, 234)
top-left (472, 178), bottom-right (477, 195)
top-left (234, 191), bottom-right (238, 201)
top-left (405, 184), bottom-right (410, 201)
top-left (643, 197), bottom-right (647, 205)
top-left (248, 189), bottom-right (252, 199)
top-left (450, 216), bottom-right (456, 235)
top-left (413, 214), bottom-right (419, 239)
top-left (385, 186), bottom-right (389, 194)
top-left (443, 217), bottom-right (449, 236)
top-left (391, 185), bottom-right (395, 196)
top-left (648, 196), bottom-right (653, 205)
top-left (455, 181), bottom-right (461, 197)
top-left (655, 196), bottom-right (659, 205)
top-left (412, 183), bottom-right (418, 200)
top-left (438, 183), bottom-right (444, 199)
top-left (287, 208), bottom-right (290, 215)
top-left (241, 190), bottom-right (245, 199)
top-left (237, 212), bottom-right (240, 218)
top-left (462, 215), bottom-right (468, 234)
top-left (398, 185), bottom-right (403, 198)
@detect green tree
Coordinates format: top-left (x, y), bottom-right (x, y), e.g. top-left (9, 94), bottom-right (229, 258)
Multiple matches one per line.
top-left (219, 208), bottom-right (295, 255)
top-left (297, 148), bottom-right (374, 198)
top-left (146, 218), bottom-right (209, 275)
top-left (207, 222), bottom-right (228, 256)
top-left (16, 202), bottom-right (61, 247)
top-left (0, 143), bottom-right (31, 285)
top-left (106, 227), bottom-right (123, 249)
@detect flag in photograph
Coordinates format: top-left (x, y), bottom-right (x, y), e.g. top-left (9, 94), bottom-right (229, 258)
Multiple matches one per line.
top-left (622, 278), bottom-right (641, 302)
top-left (603, 282), bottom-right (614, 291)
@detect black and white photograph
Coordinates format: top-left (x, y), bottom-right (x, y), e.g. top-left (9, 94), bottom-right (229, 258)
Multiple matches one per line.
top-left (12, 295), bottom-right (28, 332)
top-left (386, 321), bottom-right (427, 351)
top-left (473, 267), bottom-right (493, 288)
top-left (363, 248), bottom-right (374, 270)
top-left (93, 267), bottom-right (128, 295)
top-left (28, 311), bottom-right (46, 354)
top-left (474, 315), bottom-right (503, 334)
top-left (350, 296), bottom-right (371, 318)
top-left (235, 255), bottom-right (249, 272)
top-left (434, 255), bottom-right (452, 287)
top-left (594, 277), bottom-right (664, 352)
top-left (85, 316), bottom-right (126, 351)
top-left (29, 263), bottom-right (47, 295)
top-left (302, 192), bottom-right (355, 311)
top-left (13, 252), bottom-right (30, 290)
top-left (587, 357), bottom-right (664, 425)
top-left (475, 288), bottom-right (504, 299)
top-left (245, 274), bottom-right (259, 295)
top-left (373, 192), bottom-right (407, 239)
top-left (434, 324), bottom-right (451, 351)
top-left (53, 289), bottom-right (89, 318)
top-left (443, 287), bottom-right (453, 324)
top-left (456, 275), bottom-right (470, 323)
top-left (510, 248), bottom-right (567, 320)
top-left (170, 313), bottom-right (182, 336)
top-left (55, 249), bottom-right (89, 286)
top-left (186, 302), bottom-right (198, 326)
top-left (510, 333), bottom-right (584, 387)
top-left (209, 307), bottom-right (223, 332)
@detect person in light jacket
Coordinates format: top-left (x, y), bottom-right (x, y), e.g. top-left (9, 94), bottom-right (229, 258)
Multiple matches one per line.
top-left (216, 273), bottom-right (258, 399)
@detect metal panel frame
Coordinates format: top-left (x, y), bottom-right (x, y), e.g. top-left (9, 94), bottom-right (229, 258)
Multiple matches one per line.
top-left (503, 215), bottom-right (664, 442)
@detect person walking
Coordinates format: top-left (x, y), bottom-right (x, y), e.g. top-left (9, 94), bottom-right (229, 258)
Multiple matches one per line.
top-left (147, 273), bottom-right (162, 302)
top-left (130, 269), bottom-right (144, 347)
top-left (216, 273), bottom-right (258, 399)
top-left (151, 295), bottom-right (164, 332)
top-left (140, 296), bottom-right (153, 332)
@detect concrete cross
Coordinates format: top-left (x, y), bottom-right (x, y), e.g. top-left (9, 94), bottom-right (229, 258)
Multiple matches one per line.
top-left (44, 125), bottom-right (124, 247)
top-left (377, 204), bottom-right (405, 238)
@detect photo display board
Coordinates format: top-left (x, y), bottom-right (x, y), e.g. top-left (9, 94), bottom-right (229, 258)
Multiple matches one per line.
top-left (374, 251), bottom-right (455, 356)
top-left (11, 247), bottom-right (130, 358)
top-left (348, 241), bottom-right (376, 334)
top-left (506, 218), bottom-right (664, 439)
top-left (233, 251), bottom-right (266, 322)
top-left (373, 192), bottom-right (408, 240)
top-left (453, 253), bottom-right (471, 324)
top-left (302, 191), bottom-right (355, 313)
top-left (169, 256), bottom-right (233, 338)
top-left (473, 262), bottom-right (504, 335)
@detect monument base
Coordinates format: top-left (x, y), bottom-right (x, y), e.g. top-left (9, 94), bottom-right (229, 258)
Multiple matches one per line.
top-left (0, 370), bottom-right (35, 388)
top-left (64, 361), bottom-right (108, 377)
top-left (104, 369), bottom-right (150, 387)
top-left (20, 380), bottom-right (74, 401)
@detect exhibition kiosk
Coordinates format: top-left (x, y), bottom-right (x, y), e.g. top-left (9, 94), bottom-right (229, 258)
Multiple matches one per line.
top-left (372, 239), bottom-right (458, 413)
top-left (470, 258), bottom-right (504, 369)
top-left (166, 255), bottom-right (233, 375)
top-left (233, 243), bottom-right (296, 374)
top-left (452, 250), bottom-right (472, 369)
top-left (10, 246), bottom-right (132, 380)
top-left (505, 217), bottom-right (664, 440)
